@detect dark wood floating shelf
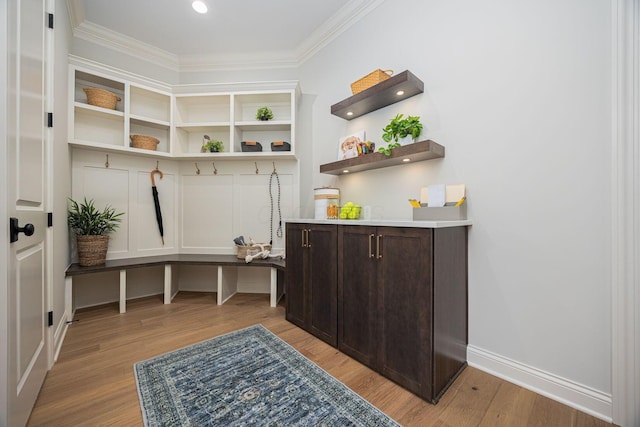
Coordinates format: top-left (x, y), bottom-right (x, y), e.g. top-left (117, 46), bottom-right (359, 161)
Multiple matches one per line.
top-left (331, 70), bottom-right (424, 120)
top-left (320, 140), bottom-right (444, 175)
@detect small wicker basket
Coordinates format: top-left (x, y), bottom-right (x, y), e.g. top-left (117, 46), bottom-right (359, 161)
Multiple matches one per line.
top-left (76, 235), bottom-right (109, 266)
top-left (350, 69), bottom-right (393, 95)
top-left (236, 244), bottom-right (271, 259)
top-left (83, 87), bottom-right (121, 110)
top-left (130, 134), bottom-right (159, 151)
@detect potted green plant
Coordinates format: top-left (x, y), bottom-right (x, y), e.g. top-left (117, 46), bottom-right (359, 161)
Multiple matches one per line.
top-left (68, 197), bottom-right (124, 266)
top-left (203, 139), bottom-right (224, 152)
top-left (256, 106), bottom-right (274, 121)
top-left (381, 114), bottom-right (423, 145)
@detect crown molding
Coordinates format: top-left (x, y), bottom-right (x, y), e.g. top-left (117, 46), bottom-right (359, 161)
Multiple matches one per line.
top-left (72, 20), bottom-right (180, 72)
top-left (69, 54), bottom-right (299, 95)
top-left (178, 52), bottom-right (299, 73)
top-left (66, 0), bottom-right (84, 29)
top-left (66, 0), bottom-right (385, 72)
top-left (68, 54), bottom-right (172, 92)
top-left (172, 80), bottom-right (300, 95)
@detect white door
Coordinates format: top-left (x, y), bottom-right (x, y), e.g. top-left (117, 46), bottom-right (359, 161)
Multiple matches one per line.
top-left (6, 0), bottom-right (49, 425)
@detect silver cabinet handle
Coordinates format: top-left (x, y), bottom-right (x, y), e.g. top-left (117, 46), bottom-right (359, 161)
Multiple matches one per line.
top-left (307, 229), bottom-right (311, 248)
top-left (377, 234), bottom-right (383, 259)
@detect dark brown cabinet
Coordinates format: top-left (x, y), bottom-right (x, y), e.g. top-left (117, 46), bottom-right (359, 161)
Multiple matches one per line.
top-left (285, 223), bottom-right (338, 346)
top-left (342, 226), bottom-right (435, 398)
top-left (287, 222), bottom-right (468, 404)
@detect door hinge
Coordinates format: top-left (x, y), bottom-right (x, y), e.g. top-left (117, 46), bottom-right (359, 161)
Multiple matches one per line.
top-left (47, 212), bottom-right (53, 227)
top-left (48, 13), bottom-right (54, 29)
top-left (47, 112), bottom-right (53, 128)
top-left (48, 311), bottom-right (53, 327)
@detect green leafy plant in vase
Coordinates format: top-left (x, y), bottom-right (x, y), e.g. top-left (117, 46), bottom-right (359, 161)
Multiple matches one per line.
top-left (203, 139), bottom-right (224, 152)
top-left (256, 106), bottom-right (274, 121)
top-left (379, 114), bottom-right (423, 155)
top-left (68, 197), bottom-right (124, 266)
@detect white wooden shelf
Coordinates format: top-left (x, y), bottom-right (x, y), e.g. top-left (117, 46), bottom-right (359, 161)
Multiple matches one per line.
top-left (74, 102), bottom-right (124, 118)
top-left (69, 140), bottom-right (174, 159)
top-left (70, 63), bottom-right (298, 160)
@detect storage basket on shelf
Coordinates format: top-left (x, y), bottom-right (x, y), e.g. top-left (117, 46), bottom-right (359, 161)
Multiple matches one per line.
top-left (241, 141), bottom-right (263, 152)
top-left (270, 141), bottom-right (291, 152)
top-left (83, 87), bottom-right (121, 110)
top-left (130, 134), bottom-right (159, 151)
top-left (350, 69), bottom-right (393, 95)
top-left (236, 244), bottom-right (271, 259)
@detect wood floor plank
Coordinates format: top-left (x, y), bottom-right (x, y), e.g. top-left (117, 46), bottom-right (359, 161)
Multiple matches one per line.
top-left (478, 380), bottom-right (537, 426)
top-left (526, 394), bottom-right (575, 427)
top-left (27, 292), bottom-right (615, 427)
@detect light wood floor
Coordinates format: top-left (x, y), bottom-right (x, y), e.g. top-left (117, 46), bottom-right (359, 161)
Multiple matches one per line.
top-left (28, 292), bottom-right (614, 427)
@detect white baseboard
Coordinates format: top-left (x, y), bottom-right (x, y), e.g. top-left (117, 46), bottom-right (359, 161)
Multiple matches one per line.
top-left (52, 314), bottom-right (69, 363)
top-left (467, 345), bottom-right (612, 423)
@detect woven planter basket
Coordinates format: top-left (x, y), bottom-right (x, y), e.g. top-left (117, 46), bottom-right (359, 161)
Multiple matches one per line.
top-left (350, 69), bottom-right (393, 95)
top-left (130, 134), bottom-right (159, 151)
top-left (236, 244), bottom-right (271, 259)
top-left (76, 235), bottom-right (109, 266)
top-left (83, 87), bottom-right (121, 110)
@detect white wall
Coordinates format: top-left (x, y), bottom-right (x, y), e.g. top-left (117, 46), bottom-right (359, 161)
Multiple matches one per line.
top-left (299, 0), bottom-right (612, 418)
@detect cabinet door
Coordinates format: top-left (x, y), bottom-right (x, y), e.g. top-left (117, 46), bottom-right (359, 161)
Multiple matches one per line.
top-left (377, 227), bottom-right (434, 400)
top-left (285, 223), bottom-right (306, 328)
top-left (338, 225), bottom-right (378, 366)
top-left (307, 225), bottom-right (338, 346)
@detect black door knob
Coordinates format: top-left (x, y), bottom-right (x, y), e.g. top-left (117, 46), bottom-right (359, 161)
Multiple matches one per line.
top-left (9, 217), bottom-right (35, 243)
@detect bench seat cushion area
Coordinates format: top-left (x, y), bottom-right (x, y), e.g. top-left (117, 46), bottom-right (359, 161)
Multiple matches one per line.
top-left (65, 254), bottom-right (285, 320)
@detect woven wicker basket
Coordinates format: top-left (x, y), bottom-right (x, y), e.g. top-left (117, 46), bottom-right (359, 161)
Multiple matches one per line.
top-left (236, 244), bottom-right (271, 259)
top-left (130, 134), bottom-right (159, 151)
top-left (76, 235), bottom-right (109, 266)
top-left (83, 87), bottom-right (121, 110)
top-left (350, 69), bottom-right (393, 95)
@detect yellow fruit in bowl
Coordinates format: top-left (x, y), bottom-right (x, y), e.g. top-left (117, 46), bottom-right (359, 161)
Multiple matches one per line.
top-left (340, 202), bottom-right (361, 219)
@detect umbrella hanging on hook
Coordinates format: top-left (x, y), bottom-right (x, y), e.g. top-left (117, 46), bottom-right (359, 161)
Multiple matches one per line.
top-left (151, 168), bottom-right (165, 245)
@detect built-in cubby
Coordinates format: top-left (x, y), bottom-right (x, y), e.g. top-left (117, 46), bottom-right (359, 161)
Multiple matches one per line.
top-left (68, 58), bottom-right (301, 311)
top-left (70, 66), bottom-right (173, 156)
top-left (70, 62), bottom-right (298, 160)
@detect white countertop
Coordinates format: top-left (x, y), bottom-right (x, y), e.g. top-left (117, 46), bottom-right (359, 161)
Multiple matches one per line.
top-left (284, 218), bottom-right (472, 228)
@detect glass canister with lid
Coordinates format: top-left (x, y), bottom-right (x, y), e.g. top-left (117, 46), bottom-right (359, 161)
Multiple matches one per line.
top-left (314, 187), bottom-right (340, 219)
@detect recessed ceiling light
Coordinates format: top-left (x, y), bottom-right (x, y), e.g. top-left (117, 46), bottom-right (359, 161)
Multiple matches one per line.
top-left (192, 1), bottom-right (208, 14)
top-left (402, 158), bottom-right (410, 162)
top-left (346, 111), bottom-right (354, 116)
top-left (343, 170), bottom-right (350, 174)
top-left (396, 90), bottom-right (405, 96)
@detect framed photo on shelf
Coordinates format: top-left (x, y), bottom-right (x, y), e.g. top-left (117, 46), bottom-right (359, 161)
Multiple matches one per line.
top-left (338, 130), bottom-right (365, 160)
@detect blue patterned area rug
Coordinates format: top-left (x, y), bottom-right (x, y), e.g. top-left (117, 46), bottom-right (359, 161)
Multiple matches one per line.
top-left (134, 324), bottom-right (400, 426)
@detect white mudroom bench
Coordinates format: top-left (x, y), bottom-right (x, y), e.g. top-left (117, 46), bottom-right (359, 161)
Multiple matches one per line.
top-left (64, 254), bottom-right (285, 320)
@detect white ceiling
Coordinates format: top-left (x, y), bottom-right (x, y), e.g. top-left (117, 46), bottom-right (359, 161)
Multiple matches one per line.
top-left (67, 0), bottom-right (384, 71)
